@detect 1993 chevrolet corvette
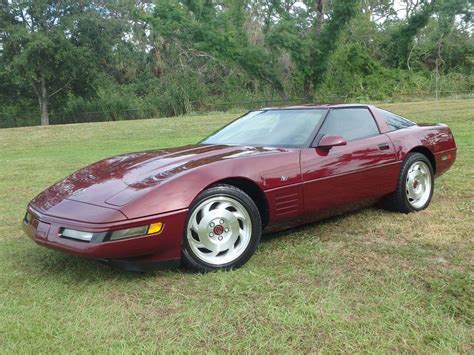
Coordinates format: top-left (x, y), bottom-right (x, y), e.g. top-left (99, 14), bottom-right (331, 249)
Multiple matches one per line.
top-left (23, 104), bottom-right (456, 272)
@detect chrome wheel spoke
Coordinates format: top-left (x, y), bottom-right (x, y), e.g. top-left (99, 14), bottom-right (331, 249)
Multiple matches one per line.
top-left (406, 184), bottom-right (416, 200)
top-left (232, 210), bottom-right (246, 221)
top-left (189, 230), bottom-right (213, 250)
top-left (188, 237), bottom-right (209, 251)
top-left (215, 239), bottom-right (233, 254)
top-left (217, 201), bottom-right (234, 211)
top-left (190, 218), bottom-right (200, 233)
top-left (202, 200), bottom-right (216, 214)
top-left (221, 241), bottom-right (235, 255)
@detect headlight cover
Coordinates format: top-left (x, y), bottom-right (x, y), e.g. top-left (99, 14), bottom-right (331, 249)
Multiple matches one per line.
top-left (60, 222), bottom-right (163, 243)
top-left (61, 228), bottom-right (96, 242)
top-left (109, 226), bottom-right (148, 241)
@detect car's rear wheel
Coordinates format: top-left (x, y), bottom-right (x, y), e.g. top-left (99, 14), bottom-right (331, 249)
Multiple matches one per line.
top-left (382, 152), bottom-right (434, 213)
top-left (182, 184), bottom-right (262, 272)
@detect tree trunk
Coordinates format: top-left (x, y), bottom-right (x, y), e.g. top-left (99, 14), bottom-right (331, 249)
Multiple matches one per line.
top-left (305, 0), bottom-right (324, 98)
top-left (40, 76), bottom-right (49, 125)
top-left (34, 75), bottom-right (49, 126)
top-left (303, 77), bottom-right (312, 99)
top-left (279, 87), bottom-right (289, 102)
top-left (315, 0), bottom-right (325, 35)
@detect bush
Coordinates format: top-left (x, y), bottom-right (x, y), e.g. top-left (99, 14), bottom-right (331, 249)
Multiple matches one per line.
top-left (315, 43), bottom-right (433, 101)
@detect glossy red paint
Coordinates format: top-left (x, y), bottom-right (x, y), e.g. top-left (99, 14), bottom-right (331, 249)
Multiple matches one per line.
top-left (24, 207), bottom-right (187, 260)
top-left (301, 133), bottom-right (400, 220)
top-left (318, 134), bottom-right (347, 149)
top-left (23, 104), bottom-right (457, 270)
top-left (384, 123), bottom-right (457, 177)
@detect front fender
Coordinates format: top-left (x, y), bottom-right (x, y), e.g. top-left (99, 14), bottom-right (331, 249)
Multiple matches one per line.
top-left (120, 150), bottom-right (302, 219)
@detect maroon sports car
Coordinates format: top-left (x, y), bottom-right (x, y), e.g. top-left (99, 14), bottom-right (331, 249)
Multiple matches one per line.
top-left (23, 104), bottom-right (456, 271)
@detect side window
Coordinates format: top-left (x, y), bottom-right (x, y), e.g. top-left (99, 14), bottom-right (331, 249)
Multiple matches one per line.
top-left (377, 108), bottom-right (415, 131)
top-left (319, 108), bottom-right (380, 141)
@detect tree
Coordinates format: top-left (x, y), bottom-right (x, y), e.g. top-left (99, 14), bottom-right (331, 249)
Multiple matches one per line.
top-left (309, 0), bottom-right (360, 87)
top-left (261, 0), bottom-right (359, 96)
top-left (0, 0), bottom-right (472, 127)
top-left (382, 0), bottom-right (438, 68)
top-left (0, 0), bottom-right (129, 125)
top-left (145, 0), bottom-right (290, 99)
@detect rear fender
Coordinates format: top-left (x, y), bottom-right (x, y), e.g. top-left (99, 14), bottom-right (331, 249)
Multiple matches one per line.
top-left (386, 124), bottom-right (456, 177)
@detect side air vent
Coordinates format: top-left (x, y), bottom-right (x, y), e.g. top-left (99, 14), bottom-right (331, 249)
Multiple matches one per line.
top-left (274, 192), bottom-right (300, 216)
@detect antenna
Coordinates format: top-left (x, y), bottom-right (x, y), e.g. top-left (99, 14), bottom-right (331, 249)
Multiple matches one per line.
top-left (435, 35), bottom-right (445, 121)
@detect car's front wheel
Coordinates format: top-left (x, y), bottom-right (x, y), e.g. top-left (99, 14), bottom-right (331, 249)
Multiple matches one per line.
top-left (182, 184), bottom-right (262, 272)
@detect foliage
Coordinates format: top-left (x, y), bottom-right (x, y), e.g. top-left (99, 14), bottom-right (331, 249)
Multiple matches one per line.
top-left (381, 0), bottom-right (438, 68)
top-left (0, 0), bottom-right (472, 127)
top-left (0, 0), bottom-right (133, 125)
top-left (316, 43), bottom-right (430, 100)
top-left (310, 0), bottom-right (360, 86)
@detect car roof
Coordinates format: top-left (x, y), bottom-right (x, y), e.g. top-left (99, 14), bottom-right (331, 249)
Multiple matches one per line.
top-left (259, 103), bottom-right (372, 110)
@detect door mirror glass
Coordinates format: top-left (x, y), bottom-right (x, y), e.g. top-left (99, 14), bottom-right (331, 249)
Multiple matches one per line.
top-left (318, 134), bottom-right (347, 149)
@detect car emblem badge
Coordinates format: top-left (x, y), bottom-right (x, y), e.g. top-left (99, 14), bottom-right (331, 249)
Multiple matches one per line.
top-left (213, 225), bottom-right (224, 235)
top-left (280, 176), bottom-right (288, 182)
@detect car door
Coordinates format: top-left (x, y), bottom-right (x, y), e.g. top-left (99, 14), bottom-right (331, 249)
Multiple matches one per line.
top-left (301, 107), bottom-right (399, 220)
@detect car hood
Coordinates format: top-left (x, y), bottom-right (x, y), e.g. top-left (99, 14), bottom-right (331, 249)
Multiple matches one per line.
top-left (30, 144), bottom-right (286, 216)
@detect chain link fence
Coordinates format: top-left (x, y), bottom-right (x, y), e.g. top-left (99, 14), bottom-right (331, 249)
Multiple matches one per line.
top-left (1, 91), bottom-right (472, 129)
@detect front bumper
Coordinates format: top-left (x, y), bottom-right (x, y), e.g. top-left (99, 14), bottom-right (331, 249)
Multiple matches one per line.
top-left (22, 206), bottom-right (188, 267)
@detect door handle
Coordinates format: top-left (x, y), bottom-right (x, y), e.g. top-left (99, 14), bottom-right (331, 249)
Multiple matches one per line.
top-left (378, 143), bottom-right (390, 150)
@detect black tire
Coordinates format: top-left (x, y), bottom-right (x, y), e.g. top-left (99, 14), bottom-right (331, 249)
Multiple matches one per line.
top-left (382, 152), bottom-right (434, 213)
top-left (182, 184), bottom-right (262, 272)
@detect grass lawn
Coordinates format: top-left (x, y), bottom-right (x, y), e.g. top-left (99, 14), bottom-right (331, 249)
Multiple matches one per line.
top-left (0, 99), bottom-right (472, 352)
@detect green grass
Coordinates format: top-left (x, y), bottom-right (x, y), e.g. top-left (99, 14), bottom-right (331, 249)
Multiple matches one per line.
top-left (0, 100), bottom-right (473, 353)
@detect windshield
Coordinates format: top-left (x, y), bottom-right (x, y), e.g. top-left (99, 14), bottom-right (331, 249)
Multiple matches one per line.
top-left (201, 109), bottom-right (327, 147)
